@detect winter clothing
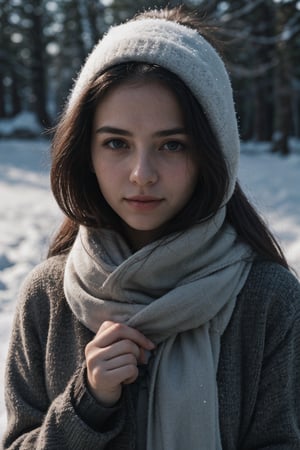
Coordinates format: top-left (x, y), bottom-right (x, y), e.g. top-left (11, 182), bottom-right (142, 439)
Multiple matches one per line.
top-left (3, 255), bottom-right (300, 449)
top-left (64, 22), bottom-right (253, 450)
top-left (68, 18), bottom-right (240, 202)
top-left (3, 13), bottom-right (300, 450)
top-left (64, 211), bottom-right (252, 449)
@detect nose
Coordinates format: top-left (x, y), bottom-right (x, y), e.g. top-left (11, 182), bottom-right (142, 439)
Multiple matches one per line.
top-left (129, 151), bottom-right (158, 186)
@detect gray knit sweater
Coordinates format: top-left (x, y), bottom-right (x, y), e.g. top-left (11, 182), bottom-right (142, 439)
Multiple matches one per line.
top-left (2, 255), bottom-right (300, 449)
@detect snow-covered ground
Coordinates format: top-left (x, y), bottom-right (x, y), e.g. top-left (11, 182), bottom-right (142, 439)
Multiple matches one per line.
top-left (0, 138), bottom-right (299, 439)
top-left (0, 139), bottom-right (61, 439)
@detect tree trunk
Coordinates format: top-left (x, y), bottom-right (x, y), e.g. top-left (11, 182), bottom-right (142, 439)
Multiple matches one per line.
top-left (0, 72), bottom-right (5, 118)
top-left (272, 41), bottom-right (292, 155)
top-left (30, 3), bottom-right (52, 128)
top-left (253, 79), bottom-right (274, 142)
top-left (10, 72), bottom-right (22, 117)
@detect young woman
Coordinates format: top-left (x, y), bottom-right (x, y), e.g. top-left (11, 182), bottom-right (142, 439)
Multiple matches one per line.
top-left (3, 7), bottom-right (300, 450)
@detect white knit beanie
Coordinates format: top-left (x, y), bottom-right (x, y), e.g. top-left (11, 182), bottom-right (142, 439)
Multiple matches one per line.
top-left (69, 18), bottom-right (240, 202)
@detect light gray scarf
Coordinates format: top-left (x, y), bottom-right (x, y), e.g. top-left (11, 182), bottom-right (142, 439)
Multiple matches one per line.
top-left (64, 207), bottom-right (253, 449)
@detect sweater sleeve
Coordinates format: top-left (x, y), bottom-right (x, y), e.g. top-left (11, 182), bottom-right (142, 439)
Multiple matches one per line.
top-left (2, 259), bottom-right (133, 449)
top-left (239, 265), bottom-right (300, 449)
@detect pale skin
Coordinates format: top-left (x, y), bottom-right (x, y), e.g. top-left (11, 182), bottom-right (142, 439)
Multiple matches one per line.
top-left (85, 321), bottom-right (156, 406)
top-left (85, 80), bottom-right (198, 406)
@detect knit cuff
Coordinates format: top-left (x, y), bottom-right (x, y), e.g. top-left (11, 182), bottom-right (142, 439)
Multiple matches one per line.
top-left (72, 364), bottom-right (124, 432)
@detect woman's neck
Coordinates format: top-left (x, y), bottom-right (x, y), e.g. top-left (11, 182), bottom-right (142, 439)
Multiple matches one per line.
top-left (121, 224), bottom-right (163, 252)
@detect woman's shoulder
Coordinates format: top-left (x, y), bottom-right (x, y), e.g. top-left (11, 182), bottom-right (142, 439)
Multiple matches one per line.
top-left (219, 260), bottom-right (300, 446)
top-left (17, 254), bottom-right (68, 311)
top-left (243, 260), bottom-right (300, 301)
top-left (22, 254), bottom-right (67, 288)
top-left (237, 259), bottom-right (300, 330)
top-left (220, 260), bottom-right (300, 382)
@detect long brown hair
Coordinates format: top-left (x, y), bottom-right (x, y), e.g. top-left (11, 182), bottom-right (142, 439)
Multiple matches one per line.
top-left (48, 7), bottom-right (288, 269)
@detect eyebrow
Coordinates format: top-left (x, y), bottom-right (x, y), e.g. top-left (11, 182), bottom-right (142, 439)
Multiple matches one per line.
top-left (95, 126), bottom-right (188, 137)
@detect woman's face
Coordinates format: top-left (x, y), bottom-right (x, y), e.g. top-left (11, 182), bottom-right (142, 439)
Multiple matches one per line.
top-left (91, 80), bottom-right (198, 249)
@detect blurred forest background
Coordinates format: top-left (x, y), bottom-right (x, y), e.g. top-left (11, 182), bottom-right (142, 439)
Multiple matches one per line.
top-left (0, 0), bottom-right (300, 154)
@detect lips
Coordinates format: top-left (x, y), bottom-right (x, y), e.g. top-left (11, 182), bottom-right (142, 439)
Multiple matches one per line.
top-left (124, 196), bottom-right (164, 210)
top-left (126, 195), bottom-right (162, 202)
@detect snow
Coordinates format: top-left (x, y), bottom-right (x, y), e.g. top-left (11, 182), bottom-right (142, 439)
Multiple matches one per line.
top-left (0, 139), bottom-right (61, 438)
top-left (0, 112), bottom-right (43, 138)
top-left (0, 138), bottom-right (299, 439)
top-left (239, 149), bottom-right (300, 273)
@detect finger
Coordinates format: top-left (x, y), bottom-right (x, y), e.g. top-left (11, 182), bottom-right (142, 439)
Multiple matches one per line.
top-left (95, 321), bottom-right (155, 350)
top-left (139, 347), bottom-right (148, 365)
top-left (106, 364), bottom-right (139, 386)
top-left (104, 353), bottom-right (138, 371)
top-left (95, 339), bottom-right (141, 362)
top-left (86, 341), bottom-right (147, 368)
top-left (98, 320), bottom-right (115, 332)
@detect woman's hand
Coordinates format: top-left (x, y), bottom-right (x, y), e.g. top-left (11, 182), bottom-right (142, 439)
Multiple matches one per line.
top-left (85, 320), bottom-right (155, 406)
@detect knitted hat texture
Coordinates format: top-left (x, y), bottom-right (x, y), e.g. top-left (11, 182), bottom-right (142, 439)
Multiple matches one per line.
top-left (69, 18), bottom-right (240, 201)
